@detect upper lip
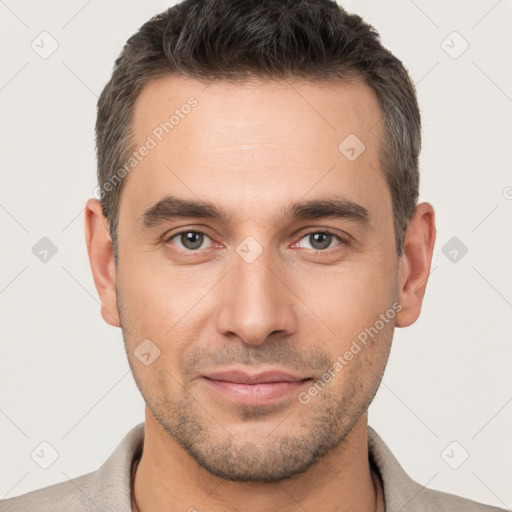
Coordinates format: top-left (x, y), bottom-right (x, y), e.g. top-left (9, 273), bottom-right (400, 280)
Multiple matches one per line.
top-left (203, 369), bottom-right (310, 384)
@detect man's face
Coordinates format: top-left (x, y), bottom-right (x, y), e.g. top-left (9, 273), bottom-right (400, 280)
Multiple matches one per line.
top-left (115, 75), bottom-right (400, 482)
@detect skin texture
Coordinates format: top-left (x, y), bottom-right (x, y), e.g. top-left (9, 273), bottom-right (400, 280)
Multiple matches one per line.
top-left (85, 75), bottom-right (436, 512)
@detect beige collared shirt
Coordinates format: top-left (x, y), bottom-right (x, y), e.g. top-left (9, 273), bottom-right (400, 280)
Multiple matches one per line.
top-left (1, 423), bottom-right (505, 512)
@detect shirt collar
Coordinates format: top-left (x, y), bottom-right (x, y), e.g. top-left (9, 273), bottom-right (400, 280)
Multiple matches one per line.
top-left (368, 425), bottom-right (430, 511)
top-left (89, 422), bottom-right (426, 512)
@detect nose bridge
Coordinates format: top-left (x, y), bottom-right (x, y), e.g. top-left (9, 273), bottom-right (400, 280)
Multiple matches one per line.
top-left (215, 240), bottom-right (297, 345)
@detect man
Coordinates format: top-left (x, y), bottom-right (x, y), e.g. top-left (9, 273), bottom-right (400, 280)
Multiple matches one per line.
top-left (0, 0), bottom-right (505, 511)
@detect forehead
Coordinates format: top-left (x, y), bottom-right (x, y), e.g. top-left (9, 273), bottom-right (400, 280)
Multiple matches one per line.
top-left (121, 74), bottom-right (389, 225)
top-left (132, 74), bottom-right (382, 151)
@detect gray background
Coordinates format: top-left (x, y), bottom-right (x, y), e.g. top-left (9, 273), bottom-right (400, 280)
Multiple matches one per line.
top-left (0, 0), bottom-right (511, 507)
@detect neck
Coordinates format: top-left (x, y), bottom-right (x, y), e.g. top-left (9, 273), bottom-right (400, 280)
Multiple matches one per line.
top-left (133, 408), bottom-right (377, 512)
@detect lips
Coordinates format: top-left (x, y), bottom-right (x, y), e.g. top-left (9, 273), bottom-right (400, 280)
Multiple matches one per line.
top-left (201, 369), bottom-right (312, 406)
top-left (204, 369), bottom-right (308, 384)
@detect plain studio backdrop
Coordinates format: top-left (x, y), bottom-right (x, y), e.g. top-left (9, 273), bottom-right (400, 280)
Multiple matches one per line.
top-left (0, 0), bottom-right (511, 507)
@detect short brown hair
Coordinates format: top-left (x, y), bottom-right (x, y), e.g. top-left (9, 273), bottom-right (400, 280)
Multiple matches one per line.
top-left (95, 0), bottom-right (421, 262)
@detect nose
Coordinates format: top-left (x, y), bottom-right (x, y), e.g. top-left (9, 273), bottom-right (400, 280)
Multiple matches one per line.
top-left (214, 245), bottom-right (298, 346)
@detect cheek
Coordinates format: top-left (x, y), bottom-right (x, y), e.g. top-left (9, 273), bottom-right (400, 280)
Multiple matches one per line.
top-left (328, 306), bottom-right (394, 390)
top-left (116, 255), bottom-right (212, 375)
top-left (117, 250), bottom-right (200, 329)
top-left (297, 258), bottom-right (398, 347)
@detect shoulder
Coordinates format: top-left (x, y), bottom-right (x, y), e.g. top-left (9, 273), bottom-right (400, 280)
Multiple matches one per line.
top-left (0, 423), bottom-right (144, 512)
top-left (417, 486), bottom-right (507, 512)
top-left (367, 425), bottom-right (507, 512)
top-left (0, 472), bottom-right (95, 512)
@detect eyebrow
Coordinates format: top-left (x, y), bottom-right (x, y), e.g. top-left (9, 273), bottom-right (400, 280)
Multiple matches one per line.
top-left (140, 194), bottom-right (370, 229)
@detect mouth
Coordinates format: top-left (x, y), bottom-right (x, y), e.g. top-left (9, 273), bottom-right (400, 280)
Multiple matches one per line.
top-left (200, 369), bottom-right (313, 406)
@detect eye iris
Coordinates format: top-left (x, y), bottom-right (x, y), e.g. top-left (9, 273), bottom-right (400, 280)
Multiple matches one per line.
top-left (181, 231), bottom-right (203, 250)
top-left (310, 232), bottom-right (331, 250)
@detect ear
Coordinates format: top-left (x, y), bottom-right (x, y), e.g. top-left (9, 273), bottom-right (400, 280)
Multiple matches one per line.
top-left (84, 198), bottom-right (120, 328)
top-left (395, 202), bottom-right (436, 328)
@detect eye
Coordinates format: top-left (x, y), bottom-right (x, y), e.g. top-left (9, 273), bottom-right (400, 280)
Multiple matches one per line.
top-left (166, 230), bottom-right (213, 251)
top-left (165, 229), bottom-right (347, 254)
top-left (295, 231), bottom-right (345, 251)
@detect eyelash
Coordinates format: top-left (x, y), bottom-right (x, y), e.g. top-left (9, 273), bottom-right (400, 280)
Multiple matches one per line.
top-left (164, 229), bottom-right (349, 254)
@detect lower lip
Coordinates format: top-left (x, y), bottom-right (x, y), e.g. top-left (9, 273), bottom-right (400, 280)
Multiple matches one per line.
top-left (202, 378), bottom-right (310, 405)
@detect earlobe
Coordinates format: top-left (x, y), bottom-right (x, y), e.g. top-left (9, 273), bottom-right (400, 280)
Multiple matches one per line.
top-left (395, 202), bottom-right (436, 328)
top-left (84, 198), bottom-right (121, 328)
